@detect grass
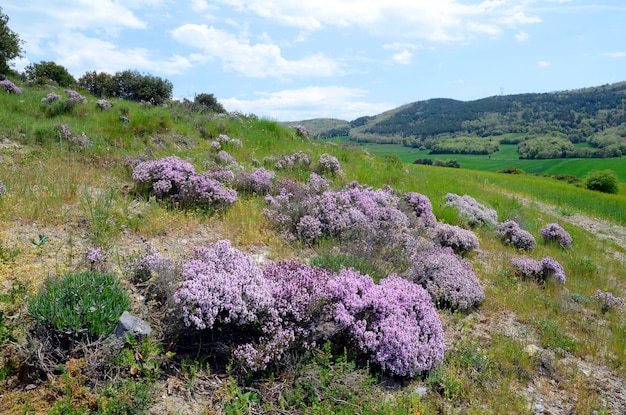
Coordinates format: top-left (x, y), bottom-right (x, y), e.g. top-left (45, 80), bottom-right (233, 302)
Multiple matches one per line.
top-left (1, 79), bottom-right (625, 413)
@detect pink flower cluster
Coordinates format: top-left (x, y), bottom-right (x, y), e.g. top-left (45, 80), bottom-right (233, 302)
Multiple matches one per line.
top-left (173, 241), bottom-right (445, 377)
top-left (126, 242), bottom-right (175, 283)
top-left (233, 167), bottom-right (275, 195)
top-left (445, 193), bottom-right (498, 227)
top-left (0, 79), bottom-right (22, 94)
top-left (540, 223), bottom-right (573, 249)
top-left (293, 125), bottom-right (310, 138)
top-left (405, 192), bottom-right (437, 228)
top-left (316, 153), bottom-right (344, 177)
top-left (85, 247), bottom-right (108, 271)
top-left (55, 123), bottom-right (93, 150)
top-left (496, 220), bottom-right (536, 251)
top-left (96, 99), bottom-right (112, 110)
top-left (594, 290), bottom-right (625, 313)
top-left (41, 92), bottom-right (62, 103)
top-left (430, 223), bottom-right (479, 256)
top-left (266, 151), bottom-right (312, 170)
top-left (131, 156), bottom-right (238, 208)
top-left (408, 247), bottom-right (485, 311)
top-left (510, 256), bottom-right (566, 283)
top-left (64, 89), bottom-right (87, 104)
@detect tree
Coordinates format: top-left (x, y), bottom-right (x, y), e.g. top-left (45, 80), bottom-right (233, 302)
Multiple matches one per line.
top-left (113, 70), bottom-right (173, 105)
top-left (194, 93), bottom-right (226, 113)
top-left (0, 7), bottom-right (24, 74)
top-left (25, 61), bottom-right (76, 87)
top-left (78, 71), bottom-right (116, 97)
top-left (585, 170), bottom-right (619, 194)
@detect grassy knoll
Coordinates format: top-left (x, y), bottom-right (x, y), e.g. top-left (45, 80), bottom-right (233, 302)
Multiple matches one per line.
top-left (0, 81), bottom-right (625, 414)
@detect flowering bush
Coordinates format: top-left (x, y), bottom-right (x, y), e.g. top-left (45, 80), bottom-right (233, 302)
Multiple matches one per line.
top-left (405, 192), bottom-right (437, 228)
top-left (293, 125), bottom-right (310, 138)
top-left (0, 79), bottom-right (22, 94)
top-left (131, 156), bottom-right (237, 208)
top-left (65, 89), bottom-right (87, 104)
top-left (509, 256), bottom-right (566, 283)
top-left (540, 223), bottom-right (572, 249)
top-left (594, 290), bottom-right (624, 313)
top-left (41, 92), bottom-right (61, 103)
top-left (445, 193), bottom-right (497, 227)
top-left (267, 151), bottom-right (311, 170)
top-left (328, 269), bottom-right (445, 377)
top-left (85, 247), bottom-right (109, 272)
top-left (496, 220), bottom-right (536, 251)
top-left (233, 167), bottom-right (275, 195)
top-left (430, 223), bottom-right (479, 256)
top-left (407, 247), bottom-right (485, 311)
top-left (55, 123), bottom-right (93, 150)
top-left (316, 153), bottom-right (344, 177)
top-left (126, 242), bottom-right (176, 284)
top-left (96, 99), bottom-right (112, 110)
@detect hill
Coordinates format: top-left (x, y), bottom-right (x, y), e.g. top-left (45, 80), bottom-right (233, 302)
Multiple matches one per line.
top-left (0, 78), bottom-right (625, 414)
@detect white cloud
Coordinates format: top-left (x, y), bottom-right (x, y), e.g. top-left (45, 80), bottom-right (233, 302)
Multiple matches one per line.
top-left (538, 61), bottom-right (551, 67)
top-left (392, 50), bottom-right (414, 65)
top-left (602, 51), bottom-right (626, 58)
top-left (515, 31), bottom-right (530, 42)
top-left (220, 86), bottom-right (393, 121)
top-left (171, 24), bottom-right (341, 78)
top-left (214, 0), bottom-right (542, 42)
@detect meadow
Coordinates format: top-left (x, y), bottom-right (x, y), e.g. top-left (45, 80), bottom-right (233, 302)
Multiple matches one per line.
top-left (0, 81), bottom-right (625, 414)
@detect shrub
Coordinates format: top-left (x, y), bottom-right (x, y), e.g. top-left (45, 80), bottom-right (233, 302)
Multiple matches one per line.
top-left (316, 153), bottom-right (344, 177)
top-left (430, 223), bottom-right (479, 256)
top-left (496, 220), bottom-right (536, 251)
top-left (267, 151), bottom-right (311, 170)
top-left (55, 123), bottom-right (92, 150)
top-left (293, 125), bottom-right (310, 138)
top-left (0, 78), bottom-right (21, 93)
top-left (445, 193), bottom-right (497, 227)
top-left (404, 192), bottom-right (437, 228)
top-left (593, 290), bottom-right (625, 313)
top-left (28, 271), bottom-right (129, 342)
top-left (25, 61), bottom-right (76, 87)
top-left (126, 242), bottom-right (175, 284)
top-left (540, 223), bottom-right (572, 249)
top-left (407, 247), bottom-right (485, 311)
top-left (585, 169), bottom-right (619, 194)
top-left (96, 99), bottom-right (112, 110)
top-left (41, 92), bottom-right (61, 103)
top-left (85, 247), bottom-right (109, 272)
top-left (509, 256), bottom-right (566, 283)
top-left (328, 270), bottom-right (445, 377)
top-left (233, 167), bottom-right (275, 195)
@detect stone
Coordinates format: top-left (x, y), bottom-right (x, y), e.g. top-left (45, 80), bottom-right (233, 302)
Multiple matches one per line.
top-left (414, 386), bottom-right (428, 397)
top-left (113, 311), bottom-right (152, 340)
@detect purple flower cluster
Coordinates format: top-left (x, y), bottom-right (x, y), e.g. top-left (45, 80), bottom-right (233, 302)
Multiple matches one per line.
top-left (213, 134), bottom-right (242, 149)
top-left (496, 220), bottom-right (536, 251)
top-left (328, 270), bottom-right (445, 377)
top-left (509, 256), bottom-right (566, 283)
top-left (445, 193), bottom-right (498, 227)
top-left (407, 247), bottom-right (485, 311)
top-left (293, 125), bottom-right (310, 138)
top-left (540, 223), bottom-right (573, 249)
top-left (405, 192), bottom-right (437, 228)
top-left (64, 89), bottom-right (87, 104)
top-left (131, 156), bottom-right (237, 208)
top-left (0, 180), bottom-right (7, 198)
top-left (0, 79), bottom-right (22, 94)
top-left (96, 99), bottom-right (112, 110)
top-left (430, 223), bottom-right (479, 256)
top-left (316, 153), bottom-right (344, 177)
top-left (216, 150), bottom-right (237, 166)
top-left (41, 92), bottom-right (62, 103)
top-left (233, 167), bottom-right (276, 195)
top-left (266, 151), bottom-right (311, 170)
top-left (126, 242), bottom-right (176, 283)
top-left (55, 123), bottom-right (93, 150)
top-left (173, 242), bottom-right (445, 376)
top-left (85, 247), bottom-right (109, 271)
top-left (594, 290), bottom-right (625, 313)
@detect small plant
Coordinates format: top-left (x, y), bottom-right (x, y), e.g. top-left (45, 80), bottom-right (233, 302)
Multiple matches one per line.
top-left (293, 125), bottom-right (310, 138)
top-left (536, 318), bottom-right (578, 353)
top-left (496, 220), bottom-right (536, 251)
top-left (0, 241), bottom-right (19, 263)
top-left (445, 193), bottom-right (498, 227)
top-left (55, 123), bottom-right (93, 149)
top-left (96, 99), bottom-right (112, 110)
top-left (28, 271), bottom-right (130, 342)
top-left (0, 79), bottom-right (22, 94)
top-left (30, 233), bottom-right (50, 248)
top-left (509, 256), bottom-right (566, 283)
top-left (430, 223), bottom-right (479, 256)
top-left (585, 169), bottom-right (619, 194)
top-left (594, 290), bottom-right (625, 313)
top-left (540, 223), bottom-right (573, 249)
top-left (316, 153), bottom-right (344, 177)
top-left (115, 335), bottom-right (174, 381)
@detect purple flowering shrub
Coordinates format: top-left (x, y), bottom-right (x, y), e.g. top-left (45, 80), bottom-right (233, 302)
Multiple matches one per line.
top-left (445, 193), bottom-right (498, 227)
top-left (41, 92), bottom-right (62, 103)
top-left (509, 256), bottom-right (566, 283)
top-left (405, 192), bottom-right (437, 228)
top-left (233, 167), bottom-right (276, 195)
top-left (594, 290), bottom-right (625, 313)
top-left (0, 79), bottom-right (22, 94)
top-left (55, 123), bottom-right (93, 150)
top-left (266, 151), bottom-right (312, 170)
top-left (293, 125), bottom-right (310, 138)
top-left (85, 247), bottom-right (109, 272)
top-left (126, 242), bottom-right (176, 284)
top-left (496, 220), bottom-right (536, 251)
top-left (328, 270), bottom-right (445, 377)
top-left (407, 247), bottom-right (485, 311)
top-left (96, 99), bottom-right (112, 110)
top-left (430, 223), bottom-right (479, 256)
top-left (540, 223), bottom-right (573, 249)
top-left (316, 153), bottom-right (344, 177)
top-left (65, 89), bottom-right (87, 104)
top-left (131, 156), bottom-right (237, 209)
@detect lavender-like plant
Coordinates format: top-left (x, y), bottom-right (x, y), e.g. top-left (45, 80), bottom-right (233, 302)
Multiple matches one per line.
top-left (85, 247), bottom-right (109, 272)
top-left (404, 192), bottom-right (437, 228)
top-left (96, 99), bottom-right (112, 110)
top-left (41, 92), bottom-right (62, 103)
top-left (0, 79), bottom-right (22, 94)
top-left (430, 223), bottom-right (479, 256)
top-left (65, 89), bottom-right (87, 104)
top-left (594, 290), bottom-right (625, 313)
top-left (540, 223), bottom-right (573, 249)
top-left (496, 220), bottom-right (536, 251)
top-left (233, 167), bottom-right (275, 195)
top-left (316, 153), bottom-right (344, 177)
top-left (268, 151), bottom-right (311, 170)
top-left (126, 242), bottom-right (176, 284)
top-left (293, 125), bottom-right (310, 138)
top-left (55, 123), bottom-right (93, 150)
top-left (407, 247), bottom-right (485, 311)
top-left (445, 193), bottom-right (498, 227)
top-left (509, 256), bottom-right (566, 283)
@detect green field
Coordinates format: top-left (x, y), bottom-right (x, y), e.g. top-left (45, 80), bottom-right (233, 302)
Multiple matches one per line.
top-left (337, 139), bottom-right (626, 182)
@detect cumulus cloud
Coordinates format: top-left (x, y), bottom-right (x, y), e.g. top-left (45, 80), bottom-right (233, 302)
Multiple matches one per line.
top-left (391, 50), bottom-right (414, 65)
top-left (220, 86), bottom-right (393, 121)
top-left (601, 51), bottom-right (626, 58)
top-left (515, 31), bottom-right (530, 42)
top-left (171, 24), bottom-right (341, 78)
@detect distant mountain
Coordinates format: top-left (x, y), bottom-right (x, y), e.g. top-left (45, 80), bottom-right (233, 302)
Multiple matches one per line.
top-left (287, 82), bottom-right (626, 156)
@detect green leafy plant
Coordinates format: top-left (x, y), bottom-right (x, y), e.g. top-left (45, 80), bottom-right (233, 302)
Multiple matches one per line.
top-left (115, 334), bottom-right (174, 382)
top-left (28, 271), bottom-right (129, 342)
top-left (585, 169), bottom-right (619, 194)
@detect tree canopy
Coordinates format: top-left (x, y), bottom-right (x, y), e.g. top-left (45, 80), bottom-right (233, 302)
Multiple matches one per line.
top-left (0, 7), bottom-right (24, 74)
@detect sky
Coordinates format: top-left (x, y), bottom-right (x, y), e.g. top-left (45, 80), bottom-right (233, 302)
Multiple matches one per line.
top-left (3, 1), bottom-right (626, 121)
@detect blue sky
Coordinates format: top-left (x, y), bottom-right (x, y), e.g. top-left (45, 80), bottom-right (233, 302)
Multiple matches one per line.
top-left (4, 1), bottom-right (626, 121)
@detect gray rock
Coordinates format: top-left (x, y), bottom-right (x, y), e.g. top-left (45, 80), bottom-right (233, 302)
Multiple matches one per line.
top-left (414, 386), bottom-right (428, 397)
top-left (113, 311), bottom-right (152, 340)
top-left (534, 403), bottom-right (545, 413)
